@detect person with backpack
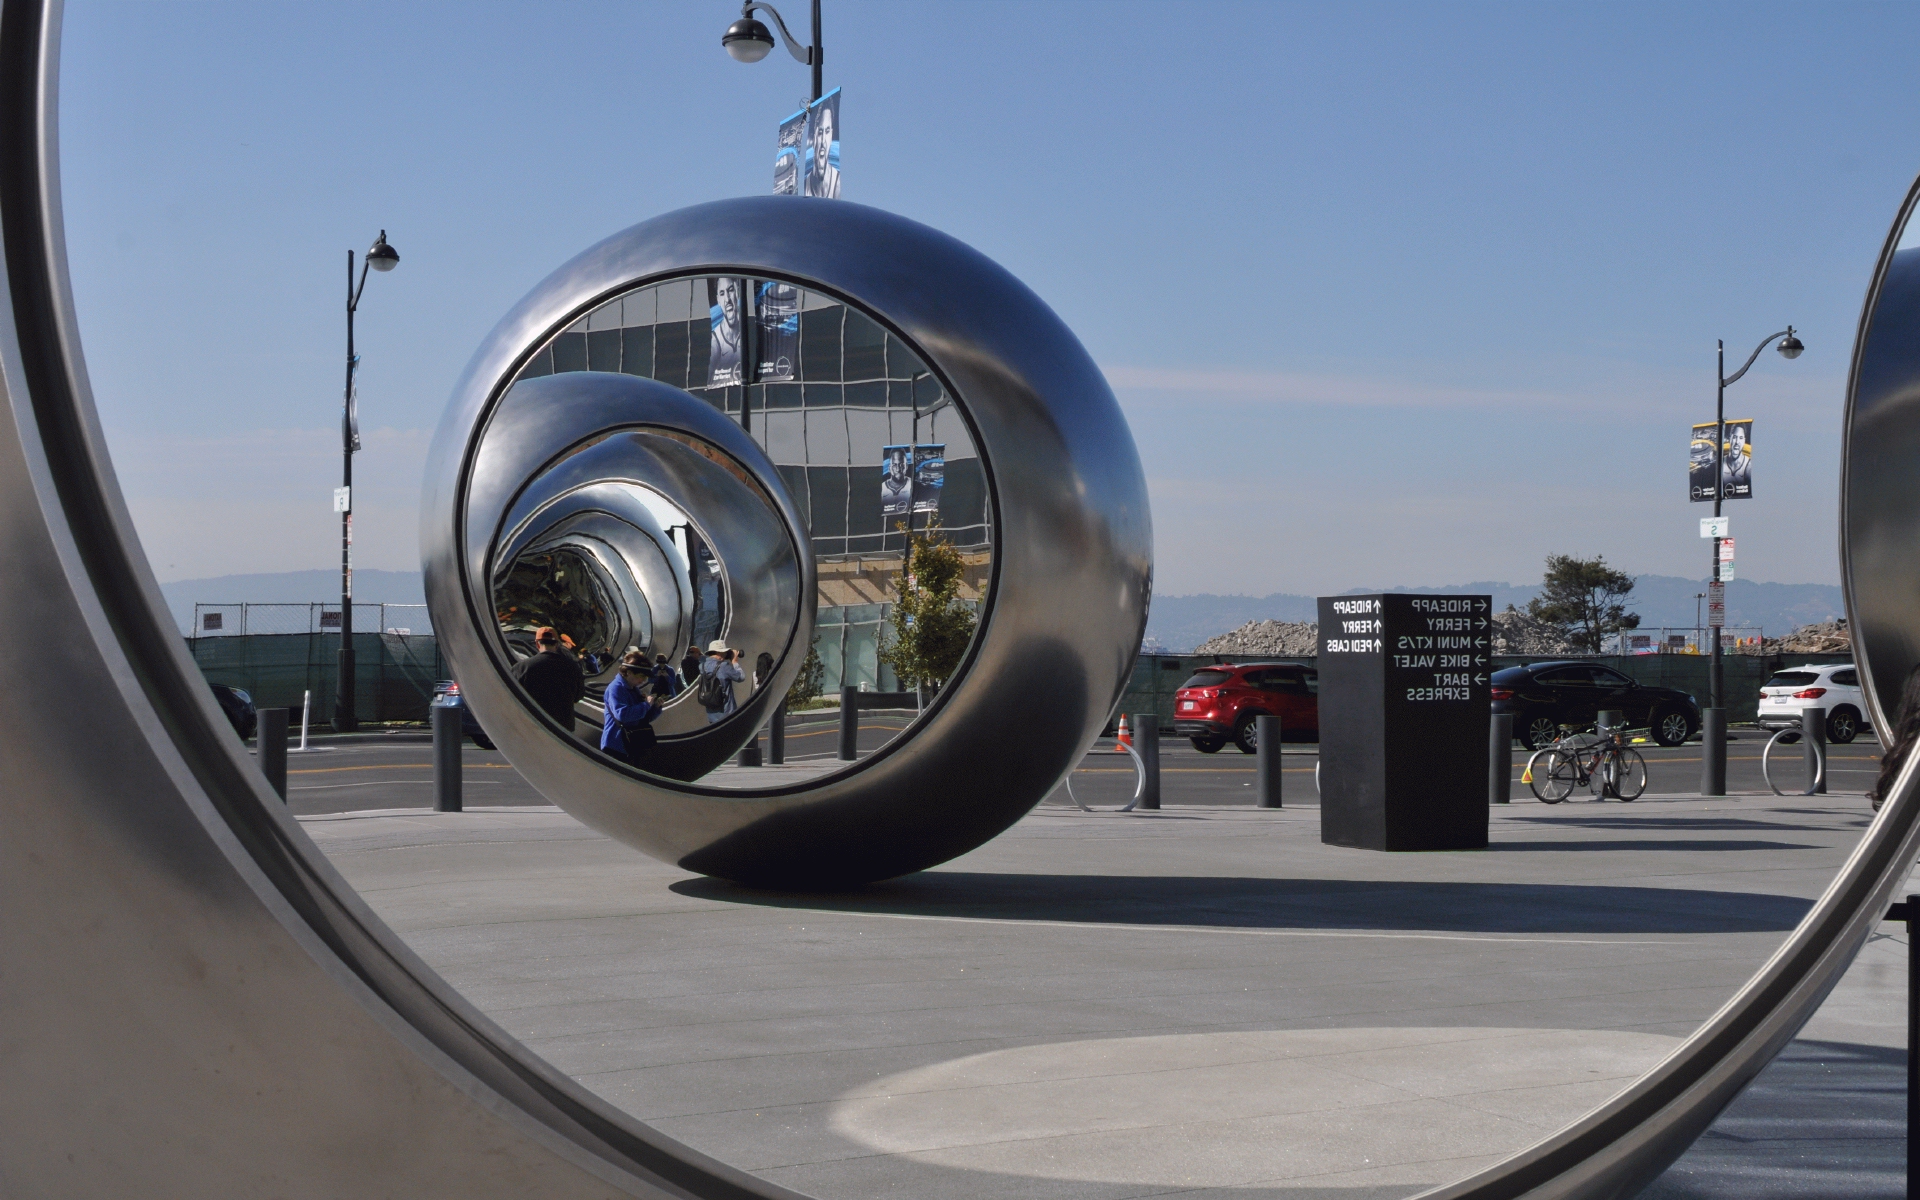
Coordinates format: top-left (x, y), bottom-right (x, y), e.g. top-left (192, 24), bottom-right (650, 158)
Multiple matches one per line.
top-left (600, 651), bottom-right (662, 768)
top-left (697, 641), bottom-right (745, 724)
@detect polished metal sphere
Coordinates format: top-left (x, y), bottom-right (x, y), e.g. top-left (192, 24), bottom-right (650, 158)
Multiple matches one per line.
top-left (423, 198), bottom-right (1153, 887)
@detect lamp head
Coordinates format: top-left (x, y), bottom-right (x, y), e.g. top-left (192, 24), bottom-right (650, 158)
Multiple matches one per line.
top-left (723, 17), bottom-right (775, 62)
top-left (1777, 327), bottom-right (1803, 360)
top-left (366, 230), bottom-right (399, 273)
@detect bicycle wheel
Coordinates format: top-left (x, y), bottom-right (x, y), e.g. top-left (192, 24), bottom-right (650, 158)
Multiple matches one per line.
top-left (1613, 749), bottom-right (1647, 801)
top-left (1530, 749), bottom-right (1576, 803)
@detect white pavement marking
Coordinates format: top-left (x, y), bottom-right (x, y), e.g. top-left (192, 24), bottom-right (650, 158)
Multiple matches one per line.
top-left (828, 1027), bottom-right (1681, 1189)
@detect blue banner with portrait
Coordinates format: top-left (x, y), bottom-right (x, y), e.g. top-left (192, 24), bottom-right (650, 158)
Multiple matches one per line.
top-left (802, 88), bottom-right (840, 199)
top-left (881, 444), bottom-right (912, 522)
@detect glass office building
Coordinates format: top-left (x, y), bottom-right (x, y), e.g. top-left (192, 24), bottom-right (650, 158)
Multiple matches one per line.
top-left (511, 277), bottom-right (992, 694)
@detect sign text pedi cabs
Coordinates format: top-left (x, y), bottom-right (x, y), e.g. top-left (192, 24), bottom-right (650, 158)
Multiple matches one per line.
top-left (1317, 594), bottom-right (1492, 851)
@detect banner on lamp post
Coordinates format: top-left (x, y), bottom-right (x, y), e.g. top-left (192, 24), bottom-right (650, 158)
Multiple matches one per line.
top-left (706, 278), bottom-right (745, 387)
top-left (881, 445), bottom-right (912, 522)
top-left (755, 281), bottom-right (799, 381)
top-left (911, 443), bottom-right (944, 515)
top-left (774, 88), bottom-right (841, 199)
top-left (1689, 419), bottom-right (1754, 501)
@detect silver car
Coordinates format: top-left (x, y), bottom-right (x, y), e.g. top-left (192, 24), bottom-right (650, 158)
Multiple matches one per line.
top-left (1757, 663), bottom-right (1869, 743)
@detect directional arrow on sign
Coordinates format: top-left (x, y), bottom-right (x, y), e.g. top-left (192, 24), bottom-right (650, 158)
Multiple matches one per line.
top-left (1475, 599), bottom-right (1488, 611)
top-left (1474, 673), bottom-right (1487, 685)
top-left (1474, 636), bottom-right (1488, 648)
top-left (1475, 618), bottom-right (1488, 630)
top-left (1474, 656), bottom-right (1487, 666)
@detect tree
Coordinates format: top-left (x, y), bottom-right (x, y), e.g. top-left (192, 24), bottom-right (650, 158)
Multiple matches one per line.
top-left (876, 521), bottom-right (977, 690)
top-left (1526, 555), bottom-right (1641, 653)
top-left (784, 637), bottom-right (825, 710)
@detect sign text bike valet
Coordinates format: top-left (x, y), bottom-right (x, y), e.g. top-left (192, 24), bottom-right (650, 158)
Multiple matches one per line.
top-left (1318, 594), bottom-right (1493, 851)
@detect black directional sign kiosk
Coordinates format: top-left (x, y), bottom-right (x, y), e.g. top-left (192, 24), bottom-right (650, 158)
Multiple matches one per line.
top-left (1318, 594), bottom-right (1493, 851)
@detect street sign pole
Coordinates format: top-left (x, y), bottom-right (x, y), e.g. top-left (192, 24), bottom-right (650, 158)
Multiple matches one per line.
top-left (1702, 341), bottom-right (1727, 796)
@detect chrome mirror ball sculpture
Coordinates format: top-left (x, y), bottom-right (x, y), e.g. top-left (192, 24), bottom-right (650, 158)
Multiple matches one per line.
top-left (7, 0), bottom-right (1920, 1187)
top-left (425, 196), bottom-right (1153, 888)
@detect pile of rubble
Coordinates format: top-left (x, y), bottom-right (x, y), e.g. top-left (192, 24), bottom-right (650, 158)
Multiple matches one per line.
top-left (1193, 607), bottom-right (1584, 658)
top-left (1760, 618), bottom-right (1850, 655)
top-left (1192, 619), bottom-right (1320, 656)
top-left (1491, 606), bottom-right (1580, 655)
top-left (1186, 610), bottom-right (1855, 660)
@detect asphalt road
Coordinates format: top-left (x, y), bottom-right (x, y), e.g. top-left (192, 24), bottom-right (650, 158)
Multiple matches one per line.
top-left (273, 726), bottom-right (1881, 817)
top-left (281, 742), bottom-right (548, 815)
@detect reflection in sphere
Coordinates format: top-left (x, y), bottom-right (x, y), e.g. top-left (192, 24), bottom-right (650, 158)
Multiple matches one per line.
top-left (423, 198), bottom-right (1151, 886)
top-left (474, 374), bottom-right (809, 782)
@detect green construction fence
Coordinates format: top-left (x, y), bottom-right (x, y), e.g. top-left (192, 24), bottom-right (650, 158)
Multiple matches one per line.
top-left (189, 633), bottom-right (447, 724)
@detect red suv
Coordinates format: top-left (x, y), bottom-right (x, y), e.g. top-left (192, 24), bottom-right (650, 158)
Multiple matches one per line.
top-left (1173, 663), bottom-right (1319, 754)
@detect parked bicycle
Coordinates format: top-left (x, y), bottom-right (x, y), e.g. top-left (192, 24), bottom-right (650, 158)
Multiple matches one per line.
top-left (1525, 723), bottom-right (1647, 803)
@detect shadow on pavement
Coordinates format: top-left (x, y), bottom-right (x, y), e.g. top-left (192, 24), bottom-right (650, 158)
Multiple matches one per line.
top-left (673, 873), bottom-right (1813, 934)
top-left (1492, 839), bottom-right (1822, 853)
top-left (1639, 1039), bottom-right (1902, 1199)
top-left (1507, 816), bottom-right (1844, 832)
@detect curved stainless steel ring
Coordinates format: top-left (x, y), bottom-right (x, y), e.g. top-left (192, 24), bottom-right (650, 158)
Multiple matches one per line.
top-left (473, 371), bottom-right (814, 784)
top-left (3, 0), bottom-right (1917, 1190)
top-left (424, 196), bottom-right (1152, 887)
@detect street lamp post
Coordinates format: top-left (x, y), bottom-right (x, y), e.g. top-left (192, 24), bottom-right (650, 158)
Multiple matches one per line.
top-left (722, 0), bottom-right (823, 104)
top-left (1700, 325), bottom-right (1802, 794)
top-left (334, 230), bottom-right (400, 733)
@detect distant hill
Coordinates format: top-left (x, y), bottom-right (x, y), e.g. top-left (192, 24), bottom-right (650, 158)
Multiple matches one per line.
top-left (1147, 576), bottom-right (1845, 653)
top-left (155, 566), bottom-right (1845, 653)
top-left (159, 569), bottom-right (426, 634)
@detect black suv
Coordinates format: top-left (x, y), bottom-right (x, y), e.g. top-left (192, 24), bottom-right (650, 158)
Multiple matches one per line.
top-left (1492, 662), bottom-right (1700, 749)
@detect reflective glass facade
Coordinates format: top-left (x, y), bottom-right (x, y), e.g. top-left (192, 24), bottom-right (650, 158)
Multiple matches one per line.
top-left (515, 280), bottom-right (991, 557)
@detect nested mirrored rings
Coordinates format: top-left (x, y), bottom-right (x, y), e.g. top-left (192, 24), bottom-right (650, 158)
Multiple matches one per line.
top-left (475, 372), bottom-right (811, 783)
top-left (423, 198), bottom-right (1152, 886)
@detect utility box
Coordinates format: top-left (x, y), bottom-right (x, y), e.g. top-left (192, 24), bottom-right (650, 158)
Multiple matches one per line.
top-left (1318, 594), bottom-right (1492, 851)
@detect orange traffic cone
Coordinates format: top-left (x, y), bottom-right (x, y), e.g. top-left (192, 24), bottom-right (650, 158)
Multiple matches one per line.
top-left (1115, 713), bottom-right (1132, 750)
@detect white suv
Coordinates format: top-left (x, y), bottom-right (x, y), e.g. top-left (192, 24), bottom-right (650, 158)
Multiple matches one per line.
top-left (1757, 664), bottom-right (1869, 743)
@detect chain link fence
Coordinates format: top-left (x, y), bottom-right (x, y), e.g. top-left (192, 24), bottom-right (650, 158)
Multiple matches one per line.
top-left (189, 602), bottom-right (432, 638)
top-left (1611, 626), bottom-right (1767, 655)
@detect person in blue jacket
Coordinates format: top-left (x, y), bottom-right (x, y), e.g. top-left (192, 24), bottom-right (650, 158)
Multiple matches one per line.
top-left (601, 651), bottom-right (662, 767)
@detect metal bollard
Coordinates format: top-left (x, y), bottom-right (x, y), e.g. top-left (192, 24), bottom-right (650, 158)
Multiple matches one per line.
top-left (769, 701), bottom-right (786, 765)
top-left (738, 734), bottom-right (763, 767)
top-left (1256, 715), bottom-right (1282, 808)
top-left (1489, 712), bottom-right (1513, 804)
top-left (837, 686), bottom-right (859, 761)
top-left (1700, 708), bottom-right (1727, 796)
top-left (1801, 706), bottom-right (1827, 795)
top-left (257, 708), bottom-right (288, 800)
top-left (1908, 894), bottom-right (1917, 1198)
top-left (1134, 713), bottom-right (1160, 810)
top-left (432, 704), bottom-right (462, 813)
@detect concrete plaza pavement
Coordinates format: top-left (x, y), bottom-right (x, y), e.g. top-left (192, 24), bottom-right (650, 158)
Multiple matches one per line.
top-left (299, 777), bottom-right (1894, 1199)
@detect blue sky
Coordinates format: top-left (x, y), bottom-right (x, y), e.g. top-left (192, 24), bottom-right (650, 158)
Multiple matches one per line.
top-left (58, 0), bottom-right (1920, 595)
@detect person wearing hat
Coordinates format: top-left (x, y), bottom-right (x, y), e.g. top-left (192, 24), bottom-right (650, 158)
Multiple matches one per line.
top-left (509, 626), bottom-right (584, 733)
top-left (600, 651), bottom-right (662, 766)
top-left (696, 640), bottom-right (746, 724)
